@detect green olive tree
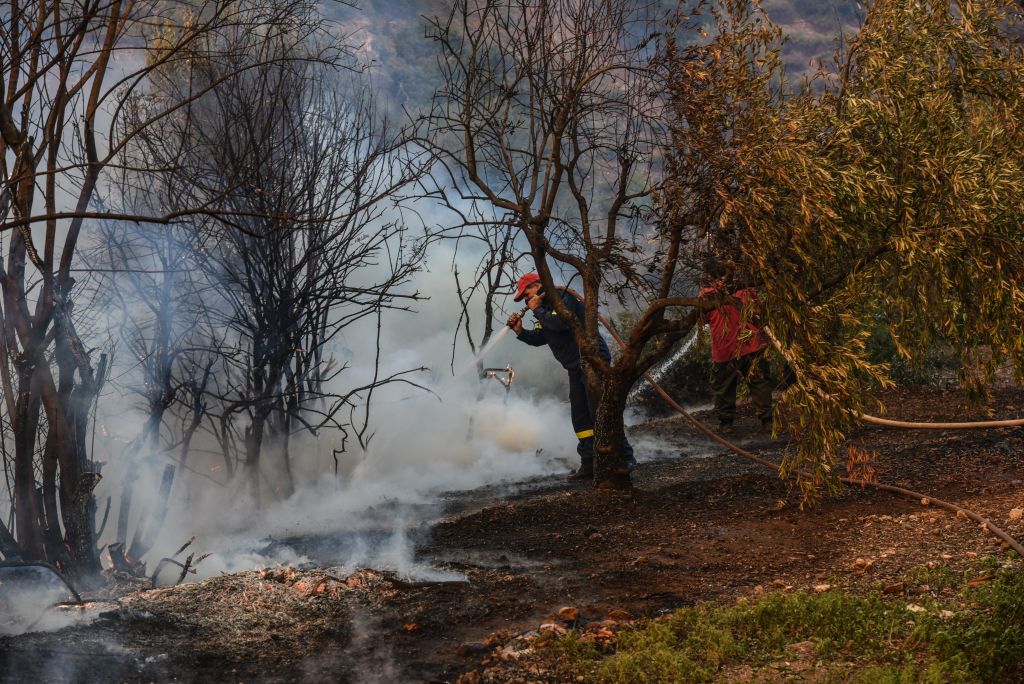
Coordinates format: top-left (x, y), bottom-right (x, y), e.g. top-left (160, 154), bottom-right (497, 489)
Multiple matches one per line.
top-left (662, 0), bottom-right (1024, 499)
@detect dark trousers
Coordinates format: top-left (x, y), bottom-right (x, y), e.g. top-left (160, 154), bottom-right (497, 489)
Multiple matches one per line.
top-left (712, 348), bottom-right (773, 425)
top-left (567, 365), bottom-right (634, 464)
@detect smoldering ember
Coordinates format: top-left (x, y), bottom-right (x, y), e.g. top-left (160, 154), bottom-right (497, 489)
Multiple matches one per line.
top-left (2, 1), bottom-right (1024, 682)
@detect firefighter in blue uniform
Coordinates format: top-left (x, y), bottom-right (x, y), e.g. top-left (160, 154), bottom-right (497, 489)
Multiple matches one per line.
top-left (506, 272), bottom-right (636, 480)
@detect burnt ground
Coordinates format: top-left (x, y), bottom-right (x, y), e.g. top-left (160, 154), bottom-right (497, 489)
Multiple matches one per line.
top-left (2, 385), bottom-right (1024, 683)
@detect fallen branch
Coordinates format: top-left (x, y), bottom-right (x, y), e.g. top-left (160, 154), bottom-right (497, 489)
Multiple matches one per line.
top-left (172, 536), bottom-right (197, 557)
top-left (0, 560), bottom-right (83, 604)
top-left (149, 536), bottom-right (211, 587)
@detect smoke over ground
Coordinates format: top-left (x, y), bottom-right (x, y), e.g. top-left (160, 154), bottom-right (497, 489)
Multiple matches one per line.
top-left (0, 564), bottom-right (102, 637)
top-left (147, 386), bottom-right (577, 582)
top-left (89, 243), bottom-right (584, 584)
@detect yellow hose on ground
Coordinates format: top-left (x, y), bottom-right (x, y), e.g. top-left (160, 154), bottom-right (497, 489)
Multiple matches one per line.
top-left (759, 326), bottom-right (1024, 429)
top-left (857, 413), bottom-right (1024, 429)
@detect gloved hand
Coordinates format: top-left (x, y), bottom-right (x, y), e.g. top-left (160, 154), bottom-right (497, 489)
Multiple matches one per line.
top-left (506, 313), bottom-right (523, 334)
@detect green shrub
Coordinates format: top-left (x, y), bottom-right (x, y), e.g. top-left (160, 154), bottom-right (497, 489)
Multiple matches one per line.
top-left (865, 318), bottom-right (954, 387)
top-left (549, 570), bottom-right (1024, 683)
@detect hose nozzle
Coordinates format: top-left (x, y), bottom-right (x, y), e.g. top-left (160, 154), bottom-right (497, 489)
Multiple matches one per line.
top-left (507, 303), bottom-right (530, 330)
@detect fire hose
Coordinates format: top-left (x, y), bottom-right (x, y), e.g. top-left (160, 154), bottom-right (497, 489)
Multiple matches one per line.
top-left (526, 286), bottom-right (1024, 556)
top-left (758, 326), bottom-right (1024, 430)
top-left (858, 414), bottom-right (1024, 429)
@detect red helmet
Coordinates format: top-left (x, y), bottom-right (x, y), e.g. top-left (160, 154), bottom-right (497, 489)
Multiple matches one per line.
top-left (513, 272), bottom-right (541, 302)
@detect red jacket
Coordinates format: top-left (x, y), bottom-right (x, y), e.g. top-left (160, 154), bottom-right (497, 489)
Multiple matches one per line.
top-left (700, 284), bottom-right (766, 363)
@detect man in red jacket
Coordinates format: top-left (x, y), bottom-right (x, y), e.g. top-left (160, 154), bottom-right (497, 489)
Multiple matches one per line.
top-left (700, 273), bottom-right (773, 432)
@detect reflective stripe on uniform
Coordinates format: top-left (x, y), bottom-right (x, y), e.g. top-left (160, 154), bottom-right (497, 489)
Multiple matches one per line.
top-left (575, 429), bottom-right (594, 439)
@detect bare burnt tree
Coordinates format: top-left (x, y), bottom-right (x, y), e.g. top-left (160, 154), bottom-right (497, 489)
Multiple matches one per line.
top-left (0, 0), bottom-right (350, 579)
top-left (0, 410), bottom-right (18, 558)
top-left (426, 0), bottom-right (701, 488)
top-left (78, 213), bottom-right (219, 564)
top-left (131, 51), bottom-right (428, 503)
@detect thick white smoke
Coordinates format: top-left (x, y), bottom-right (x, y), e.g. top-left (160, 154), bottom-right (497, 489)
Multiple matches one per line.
top-left (0, 565), bottom-right (101, 637)
top-left (93, 242), bottom-right (583, 583)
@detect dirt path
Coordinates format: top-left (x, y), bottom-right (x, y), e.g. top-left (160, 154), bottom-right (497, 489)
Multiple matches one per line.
top-left (2, 387), bottom-right (1022, 683)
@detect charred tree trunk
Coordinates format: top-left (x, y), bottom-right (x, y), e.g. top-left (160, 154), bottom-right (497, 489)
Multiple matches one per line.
top-left (116, 408), bottom-right (165, 548)
top-left (0, 518), bottom-right (21, 559)
top-left (278, 401), bottom-right (296, 500)
top-left (116, 441), bottom-right (143, 548)
top-left (217, 413), bottom-right (237, 480)
top-left (178, 361), bottom-right (213, 475)
top-left (13, 358), bottom-right (45, 559)
top-left (50, 321), bottom-right (106, 582)
top-left (128, 463), bottom-right (175, 560)
top-left (592, 374), bottom-right (632, 490)
top-left (244, 404), bottom-right (273, 504)
top-left (40, 431), bottom-right (70, 567)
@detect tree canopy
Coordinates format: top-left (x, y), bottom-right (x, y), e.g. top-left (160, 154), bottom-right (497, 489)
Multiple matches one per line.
top-left (662, 0), bottom-right (1024, 498)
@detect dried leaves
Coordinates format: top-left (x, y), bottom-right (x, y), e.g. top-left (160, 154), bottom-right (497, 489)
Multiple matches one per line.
top-left (846, 444), bottom-right (879, 487)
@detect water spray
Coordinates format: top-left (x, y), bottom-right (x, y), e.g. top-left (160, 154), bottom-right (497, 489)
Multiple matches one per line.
top-left (456, 304), bottom-right (536, 441)
top-left (457, 302), bottom-right (532, 379)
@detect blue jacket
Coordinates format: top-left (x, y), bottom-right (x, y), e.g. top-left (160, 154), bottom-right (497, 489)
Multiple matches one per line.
top-left (516, 290), bottom-right (611, 370)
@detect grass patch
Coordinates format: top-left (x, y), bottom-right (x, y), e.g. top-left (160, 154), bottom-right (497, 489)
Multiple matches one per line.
top-left (546, 569), bottom-right (1024, 683)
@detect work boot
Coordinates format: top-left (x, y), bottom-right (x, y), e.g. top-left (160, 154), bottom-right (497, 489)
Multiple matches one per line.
top-left (566, 460), bottom-right (594, 481)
